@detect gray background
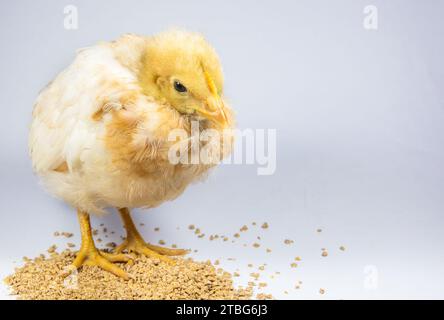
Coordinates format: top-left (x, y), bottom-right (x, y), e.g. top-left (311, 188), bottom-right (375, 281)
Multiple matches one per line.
top-left (1, 0), bottom-right (443, 299)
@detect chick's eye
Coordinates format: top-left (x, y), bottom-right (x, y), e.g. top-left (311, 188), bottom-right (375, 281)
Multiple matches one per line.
top-left (174, 81), bottom-right (187, 93)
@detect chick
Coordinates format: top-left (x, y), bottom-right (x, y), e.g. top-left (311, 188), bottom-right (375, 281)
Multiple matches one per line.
top-left (29, 30), bottom-right (234, 279)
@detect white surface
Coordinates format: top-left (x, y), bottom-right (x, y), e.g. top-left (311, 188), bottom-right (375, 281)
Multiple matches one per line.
top-left (1, 0), bottom-right (444, 299)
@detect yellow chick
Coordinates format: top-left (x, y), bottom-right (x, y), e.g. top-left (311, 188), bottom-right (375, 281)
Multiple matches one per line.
top-left (29, 30), bottom-right (234, 279)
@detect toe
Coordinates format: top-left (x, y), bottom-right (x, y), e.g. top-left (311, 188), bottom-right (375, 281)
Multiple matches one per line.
top-left (72, 251), bottom-right (86, 268)
top-left (145, 243), bottom-right (189, 256)
top-left (101, 251), bottom-right (133, 263)
top-left (86, 255), bottom-right (130, 280)
top-left (137, 246), bottom-right (177, 265)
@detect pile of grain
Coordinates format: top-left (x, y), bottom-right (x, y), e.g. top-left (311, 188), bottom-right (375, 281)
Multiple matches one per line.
top-left (4, 250), bottom-right (252, 300)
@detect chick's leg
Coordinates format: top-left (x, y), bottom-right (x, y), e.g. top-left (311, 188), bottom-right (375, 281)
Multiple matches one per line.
top-left (71, 210), bottom-right (131, 279)
top-left (115, 208), bottom-right (188, 264)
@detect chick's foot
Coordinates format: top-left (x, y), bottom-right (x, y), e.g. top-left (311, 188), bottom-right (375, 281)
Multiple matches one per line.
top-left (114, 237), bottom-right (188, 265)
top-left (116, 208), bottom-right (189, 265)
top-left (72, 247), bottom-right (131, 280)
top-left (69, 210), bottom-right (132, 280)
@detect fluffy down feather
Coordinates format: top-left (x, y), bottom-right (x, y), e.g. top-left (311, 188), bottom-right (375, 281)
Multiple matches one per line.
top-left (29, 31), bottom-right (234, 214)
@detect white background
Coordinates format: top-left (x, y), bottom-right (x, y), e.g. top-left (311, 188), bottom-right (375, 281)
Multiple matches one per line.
top-left (1, 0), bottom-right (443, 299)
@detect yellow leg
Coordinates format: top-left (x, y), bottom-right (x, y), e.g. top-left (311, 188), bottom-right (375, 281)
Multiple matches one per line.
top-left (70, 210), bottom-right (131, 280)
top-left (115, 208), bottom-right (188, 264)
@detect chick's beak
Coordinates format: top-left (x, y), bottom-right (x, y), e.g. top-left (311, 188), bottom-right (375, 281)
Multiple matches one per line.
top-left (194, 95), bottom-right (228, 128)
top-left (194, 67), bottom-right (229, 127)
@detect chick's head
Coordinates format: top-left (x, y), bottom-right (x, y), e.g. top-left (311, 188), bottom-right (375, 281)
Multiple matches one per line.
top-left (138, 30), bottom-right (229, 128)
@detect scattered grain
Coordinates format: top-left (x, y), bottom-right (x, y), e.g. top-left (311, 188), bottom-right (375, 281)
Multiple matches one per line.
top-left (258, 282), bottom-right (267, 288)
top-left (106, 242), bottom-right (117, 248)
top-left (256, 293), bottom-right (273, 300)
top-left (4, 251), bottom-right (253, 300)
top-left (250, 272), bottom-right (260, 280)
top-left (61, 232), bottom-right (74, 238)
